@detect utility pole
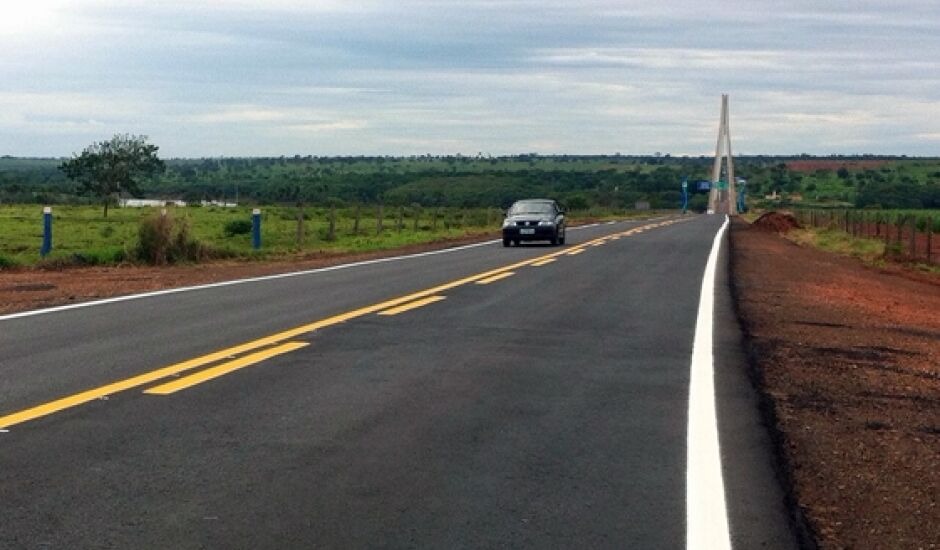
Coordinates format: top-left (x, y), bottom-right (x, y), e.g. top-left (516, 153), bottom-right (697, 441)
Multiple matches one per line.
top-left (708, 94), bottom-right (737, 215)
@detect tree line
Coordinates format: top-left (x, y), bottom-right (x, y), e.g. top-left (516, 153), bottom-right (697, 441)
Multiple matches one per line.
top-left (2, 136), bottom-right (938, 212)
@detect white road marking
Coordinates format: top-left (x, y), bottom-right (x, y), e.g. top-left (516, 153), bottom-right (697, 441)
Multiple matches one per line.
top-left (0, 242), bottom-right (488, 322)
top-left (686, 215), bottom-right (732, 550)
top-left (0, 222), bottom-right (621, 322)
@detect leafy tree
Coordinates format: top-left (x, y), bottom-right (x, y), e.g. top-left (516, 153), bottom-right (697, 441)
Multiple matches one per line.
top-left (59, 134), bottom-right (165, 217)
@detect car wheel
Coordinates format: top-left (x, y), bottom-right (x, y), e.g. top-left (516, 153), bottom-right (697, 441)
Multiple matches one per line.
top-left (503, 238), bottom-right (511, 247)
top-left (513, 239), bottom-right (520, 246)
top-left (559, 231), bottom-right (566, 245)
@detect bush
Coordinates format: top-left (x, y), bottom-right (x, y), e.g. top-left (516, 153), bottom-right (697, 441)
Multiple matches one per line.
top-left (0, 254), bottom-right (18, 269)
top-left (71, 248), bottom-right (126, 266)
top-left (137, 212), bottom-right (208, 264)
top-left (223, 219), bottom-right (253, 236)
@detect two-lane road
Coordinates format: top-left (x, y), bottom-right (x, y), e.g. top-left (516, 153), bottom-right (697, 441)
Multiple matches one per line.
top-left (1, 215), bottom-right (797, 548)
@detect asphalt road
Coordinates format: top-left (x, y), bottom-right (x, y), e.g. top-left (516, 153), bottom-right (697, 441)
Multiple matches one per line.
top-left (0, 215), bottom-right (798, 549)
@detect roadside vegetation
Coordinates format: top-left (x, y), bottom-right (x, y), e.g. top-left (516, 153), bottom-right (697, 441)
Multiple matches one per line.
top-left (747, 209), bottom-right (940, 275)
top-left (0, 203), bottom-right (656, 267)
top-left (2, 150), bottom-right (938, 267)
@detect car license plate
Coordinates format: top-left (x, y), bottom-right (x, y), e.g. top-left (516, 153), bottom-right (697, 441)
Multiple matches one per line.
top-left (520, 228), bottom-right (535, 235)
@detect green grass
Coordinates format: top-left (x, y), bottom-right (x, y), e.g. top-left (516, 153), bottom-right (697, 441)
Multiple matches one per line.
top-left (789, 228), bottom-right (886, 262)
top-left (0, 204), bottom-right (664, 267)
top-left (0, 204), bottom-right (500, 266)
top-left (795, 208), bottom-right (940, 232)
top-left (788, 226), bottom-right (940, 275)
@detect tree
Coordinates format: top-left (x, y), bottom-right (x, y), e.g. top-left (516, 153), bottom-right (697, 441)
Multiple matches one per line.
top-left (59, 134), bottom-right (165, 217)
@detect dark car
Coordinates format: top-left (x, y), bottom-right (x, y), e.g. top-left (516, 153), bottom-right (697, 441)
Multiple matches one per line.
top-left (501, 199), bottom-right (566, 246)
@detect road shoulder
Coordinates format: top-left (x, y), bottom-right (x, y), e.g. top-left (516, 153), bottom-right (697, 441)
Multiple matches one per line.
top-left (730, 217), bottom-right (940, 549)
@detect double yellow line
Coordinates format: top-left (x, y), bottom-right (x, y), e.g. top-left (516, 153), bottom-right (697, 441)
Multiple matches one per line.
top-left (0, 217), bottom-right (689, 430)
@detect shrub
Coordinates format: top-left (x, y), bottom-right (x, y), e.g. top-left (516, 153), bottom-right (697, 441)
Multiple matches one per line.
top-left (223, 219), bottom-right (253, 236)
top-left (0, 254), bottom-right (18, 269)
top-left (137, 212), bottom-right (208, 264)
top-left (70, 248), bottom-right (126, 266)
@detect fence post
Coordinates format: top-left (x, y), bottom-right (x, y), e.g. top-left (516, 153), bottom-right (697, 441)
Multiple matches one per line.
top-left (40, 206), bottom-right (53, 257)
top-left (252, 208), bottom-right (261, 249)
top-left (897, 216), bottom-right (904, 247)
top-left (353, 204), bottom-right (361, 235)
top-left (927, 218), bottom-right (933, 264)
top-left (296, 205), bottom-right (305, 246)
top-left (327, 205), bottom-right (336, 241)
top-left (376, 203), bottom-right (383, 235)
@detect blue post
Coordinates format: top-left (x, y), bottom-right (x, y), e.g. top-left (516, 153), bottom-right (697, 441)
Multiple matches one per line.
top-left (681, 178), bottom-right (689, 214)
top-left (252, 208), bottom-right (261, 250)
top-left (40, 206), bottom-right (52, 257)
top-left (737, 182), bottom-right (747, 213)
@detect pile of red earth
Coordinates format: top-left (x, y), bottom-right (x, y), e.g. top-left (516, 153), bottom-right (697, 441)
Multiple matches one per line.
top-left (752, 211), bottom-right (800, 234)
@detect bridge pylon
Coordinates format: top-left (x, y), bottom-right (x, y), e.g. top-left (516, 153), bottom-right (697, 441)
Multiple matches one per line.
top-left (708, 94), bottom-right (737, 215)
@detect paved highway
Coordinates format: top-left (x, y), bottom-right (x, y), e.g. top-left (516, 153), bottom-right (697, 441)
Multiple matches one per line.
top-left (0, 215), bottom-right (797, 549)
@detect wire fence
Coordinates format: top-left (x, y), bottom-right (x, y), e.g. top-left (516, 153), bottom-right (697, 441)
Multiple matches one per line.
top-left (794, 209), bottom-right (937, 265)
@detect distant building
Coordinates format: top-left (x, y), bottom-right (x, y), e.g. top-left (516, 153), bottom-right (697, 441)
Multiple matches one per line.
top-left (118, 198), bottom-right (238, 208)
top-left (119, 198), bottom-right (187, 207)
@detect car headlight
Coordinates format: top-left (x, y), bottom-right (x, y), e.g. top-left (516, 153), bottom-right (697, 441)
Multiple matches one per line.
top-left (502, 219), bottom-right (513, 227)
top-left (538, 220), bottom-right (555, 226)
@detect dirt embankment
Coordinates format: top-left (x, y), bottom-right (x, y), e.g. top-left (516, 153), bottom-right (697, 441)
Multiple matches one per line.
top-left (731, 218), bottom-right (939, 549)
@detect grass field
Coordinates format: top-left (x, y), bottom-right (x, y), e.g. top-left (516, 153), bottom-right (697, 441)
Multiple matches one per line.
top-left (0, 204), bottom-right (497, 267)
top-left (0, 204), bottom-right (653, 267)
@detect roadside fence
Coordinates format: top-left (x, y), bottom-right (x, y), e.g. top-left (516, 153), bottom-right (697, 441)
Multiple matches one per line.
top-left (794, 209), bottom-right (937, 265)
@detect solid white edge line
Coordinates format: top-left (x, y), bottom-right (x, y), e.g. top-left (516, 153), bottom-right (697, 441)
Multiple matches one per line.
top-left (686, 215), bottom-right (732, 550)
top-left (0, 239), bottom-right (496, 322)
top-left (0, 221), bottom-right (623, 322)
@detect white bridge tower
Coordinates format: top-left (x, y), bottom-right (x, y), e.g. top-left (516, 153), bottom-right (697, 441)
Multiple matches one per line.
top-left (708, 94), bottom-right (737, 215)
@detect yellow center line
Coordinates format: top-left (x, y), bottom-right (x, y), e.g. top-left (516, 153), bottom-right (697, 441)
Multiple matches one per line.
top-left (476, 271), bottom-right (515, 285)
top-left (531, 258), bottom-right (557, 267)
top-left (377, 295), bottom-right (446, 316)
top-left (144, 342), bottom-right (309, 395)
top-left (0, 218), bottom-right (687, 429)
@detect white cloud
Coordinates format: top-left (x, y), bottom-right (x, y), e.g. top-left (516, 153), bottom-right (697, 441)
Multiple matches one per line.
top-left (1, 1), bottom-right (939, 155)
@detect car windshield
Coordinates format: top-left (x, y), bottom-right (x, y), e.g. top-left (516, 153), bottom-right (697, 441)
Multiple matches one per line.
top-left (509, 202), bottom-right (553, 215)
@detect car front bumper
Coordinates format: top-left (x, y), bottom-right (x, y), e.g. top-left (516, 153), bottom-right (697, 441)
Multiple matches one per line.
top-left (503, 225), bottom-right (557, 241)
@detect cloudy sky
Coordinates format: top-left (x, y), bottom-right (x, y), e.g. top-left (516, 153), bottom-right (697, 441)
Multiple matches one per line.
top-left (2, 0), bottom-right (939, 157)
